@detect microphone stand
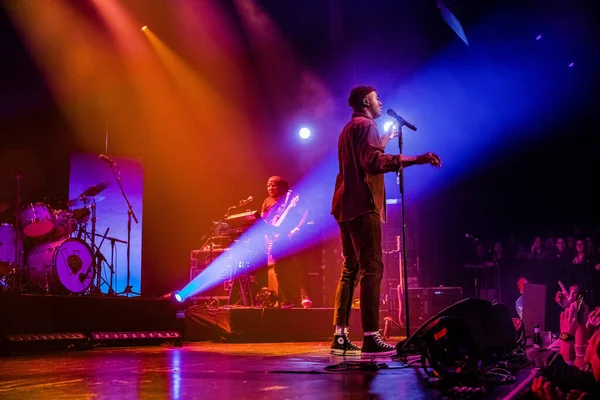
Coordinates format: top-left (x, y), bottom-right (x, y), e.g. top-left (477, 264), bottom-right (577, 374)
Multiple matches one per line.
top-left (195, 200), bottom-right (251, 304)
top-left (397, 127), bottom-right (412, 339)
top-left (197, 199), bottom-right (250, 251)
top-left (107, 160), bottom-right (139, 297)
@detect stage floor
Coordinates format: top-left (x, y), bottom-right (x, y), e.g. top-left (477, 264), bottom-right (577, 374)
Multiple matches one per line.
top-left (0, 341), bottom-right (532, 399)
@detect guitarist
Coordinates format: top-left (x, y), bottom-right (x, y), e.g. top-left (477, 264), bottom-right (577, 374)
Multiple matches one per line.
top-left (261, 176), bottom-right (311, 309)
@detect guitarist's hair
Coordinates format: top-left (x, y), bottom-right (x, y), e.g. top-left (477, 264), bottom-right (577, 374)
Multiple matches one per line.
top-left (269, 176), bottom-right (289, 192)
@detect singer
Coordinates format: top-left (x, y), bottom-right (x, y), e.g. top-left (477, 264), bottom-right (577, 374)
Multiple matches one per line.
top-left (330, 85), bottom-right (441, 356)
top-left (261, 176), bottom-right (312, 309)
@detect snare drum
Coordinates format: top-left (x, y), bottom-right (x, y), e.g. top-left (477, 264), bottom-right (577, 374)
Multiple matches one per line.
top-left (27, 238), bottom-right (94, 293)
top-left (21, 202), bottom-right (54, 237)
top-left (53, 209), bottom-right (76, 237)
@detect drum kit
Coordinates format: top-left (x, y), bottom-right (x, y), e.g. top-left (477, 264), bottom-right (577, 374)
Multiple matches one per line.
top-left (0, 181), bottom-right (126, 295)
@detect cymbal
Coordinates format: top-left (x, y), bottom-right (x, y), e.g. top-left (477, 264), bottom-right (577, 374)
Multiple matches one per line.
top-left (79, 182), bottom-right (109, 198)
top-left (66, 196), bottom-right (105, 208)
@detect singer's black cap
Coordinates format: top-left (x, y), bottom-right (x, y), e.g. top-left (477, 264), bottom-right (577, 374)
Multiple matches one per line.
top-left (348, 85), bottom-right (376, 108)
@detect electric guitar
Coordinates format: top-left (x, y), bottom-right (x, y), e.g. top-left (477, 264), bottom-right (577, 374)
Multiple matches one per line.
top-left (265, 193), bottom-right (300, 263)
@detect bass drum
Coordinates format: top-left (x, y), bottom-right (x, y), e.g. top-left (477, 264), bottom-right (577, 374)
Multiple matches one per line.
top-left (27, 238), bottom-right (94, 294)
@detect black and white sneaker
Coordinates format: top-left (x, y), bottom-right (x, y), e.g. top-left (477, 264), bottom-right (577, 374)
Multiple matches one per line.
top-left (330, 333), bottom-right (361, 356)
top-left (361, 332), bottom-right (396, 356)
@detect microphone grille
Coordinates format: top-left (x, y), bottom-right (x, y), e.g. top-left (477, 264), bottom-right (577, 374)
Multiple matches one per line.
top-left (386, 109), bottom-right (395, 117)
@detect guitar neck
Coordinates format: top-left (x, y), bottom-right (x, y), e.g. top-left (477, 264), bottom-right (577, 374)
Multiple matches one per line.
top-left (273, 195), bottom-right (299, 228)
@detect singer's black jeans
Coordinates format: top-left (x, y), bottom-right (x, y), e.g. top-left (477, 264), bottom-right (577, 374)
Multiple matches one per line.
top-left (333, 211), bottom-right (384, 333)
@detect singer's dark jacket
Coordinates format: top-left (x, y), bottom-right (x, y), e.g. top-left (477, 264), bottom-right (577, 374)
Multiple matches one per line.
top-left (331, 111), bottom-right (401, 223)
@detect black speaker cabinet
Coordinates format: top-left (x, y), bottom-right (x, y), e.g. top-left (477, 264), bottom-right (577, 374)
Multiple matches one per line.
top-left (399, 298), bottom-right (517, 361)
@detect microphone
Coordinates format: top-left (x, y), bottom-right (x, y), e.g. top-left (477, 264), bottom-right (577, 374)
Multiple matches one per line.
top-left (99, 154), bottom-right (116, 165)
top-left (465, 233), bottom-right (479, 241)
top-left (386, 109), bottom-right (417, 131)
top-left (79, 273), bottom-right (86, 283)
top-left (238, 196), bottom-right (253, 207)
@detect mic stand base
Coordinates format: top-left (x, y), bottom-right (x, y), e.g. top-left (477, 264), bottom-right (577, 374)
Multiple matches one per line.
top-left (118, 286), bottom-right (140, 297)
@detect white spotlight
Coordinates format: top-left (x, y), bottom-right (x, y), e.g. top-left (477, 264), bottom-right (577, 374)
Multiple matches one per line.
top-left (383, 121), bottom-right (394, 132)
top-left (299, 127), bottom-right (311, 139)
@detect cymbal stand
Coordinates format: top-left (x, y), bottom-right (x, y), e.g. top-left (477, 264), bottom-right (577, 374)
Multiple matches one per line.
top-left (89, 198), bottom-right (98, 292)
top-left (82, 229), bottom-right (125, 295)
top-left (108, 236), bottom-right (117, 294)
top-left (83, 226), bottom-right (111, 295)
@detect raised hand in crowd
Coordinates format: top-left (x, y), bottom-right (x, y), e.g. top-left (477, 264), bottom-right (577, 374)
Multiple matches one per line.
top-left (560, 302), bottom-right (580, 338)
top-left (565, 389), bottom-right (593, 400)
top-left (531, 376), bottom-right (564, 399)
top-left (555, 281), bottom-right (578, 309)
top-left (586, 308), bottom-right (600, 333)
top-left (531, 376), bottom-right (592, 400)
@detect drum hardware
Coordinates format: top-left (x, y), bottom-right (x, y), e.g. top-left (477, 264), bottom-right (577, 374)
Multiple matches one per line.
top-left (65, 182), bottom-right (109, 208)
top-left (79, 228), bottom-right (125, 296)
top-left (66, 182), bottom-right (110, 295)
top-left (89, 197), bottom-right (99, 293)
top-left (95, 230), bottom-right (127, 295)
top-left (52, 209), bottom-right (77, 238)
top-left (72, 207), bottom-right (91, 224)
top-left (66, 196), bottom-right (105, 209)
top-left (100, 157), bottom-right (139, 297)
top-left (80, 226), bottom-right (109, 295)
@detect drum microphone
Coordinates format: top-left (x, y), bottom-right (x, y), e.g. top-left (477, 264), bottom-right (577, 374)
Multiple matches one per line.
top-left (238, 196), bottom-right (254, 207)
top-left (386, 109), bottom-right (417, 131)
top-left (99, 154), bottom-right (116, 165)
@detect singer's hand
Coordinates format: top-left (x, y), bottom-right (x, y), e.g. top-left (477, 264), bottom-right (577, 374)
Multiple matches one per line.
top-left (388, 125), bottom-right (399, 139)
top-left (288, 227), bottom-right (300, 240)
top-left (417, 152), bottom-right (441, 167)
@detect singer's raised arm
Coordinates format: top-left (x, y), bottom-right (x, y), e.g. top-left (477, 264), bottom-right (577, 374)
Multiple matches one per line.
top-left (358, 121), bottom-right (420, 173)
